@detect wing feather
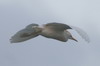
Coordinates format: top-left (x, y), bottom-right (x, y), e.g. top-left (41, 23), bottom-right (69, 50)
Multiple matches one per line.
top-left (10, 28), bottom-right (40, 43)
top-left (70, 26), bottom-right (90, 43)
top-left (45, 22), bottom-right (72, 31)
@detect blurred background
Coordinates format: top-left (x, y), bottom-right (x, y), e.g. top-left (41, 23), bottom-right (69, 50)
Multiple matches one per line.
top-left (0, 0), bottom-right (100, 66)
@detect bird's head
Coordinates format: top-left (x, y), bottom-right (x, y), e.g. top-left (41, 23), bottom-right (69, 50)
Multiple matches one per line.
top-left (26, 24), bottom-right (42, 32)
top-left (25, 24), bottom-right (39, 29)
top-left (26, 23), bottom-right (42, 33)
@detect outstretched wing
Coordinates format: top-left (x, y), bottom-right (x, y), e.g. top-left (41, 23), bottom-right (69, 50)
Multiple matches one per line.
top-left (70, 26), bottom-right (90, 43)
top-left (45, 22), bottom-right (72, 32)
top-left (10, 28), bottom-right (40, 43)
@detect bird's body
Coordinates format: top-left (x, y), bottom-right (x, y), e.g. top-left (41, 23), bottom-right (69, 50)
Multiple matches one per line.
top-left (40, 24), bottom-right (70, 42)
top-left (10, 22), bottom-right (90, 43)
top-left (41, 28), bottom-right (67, 42)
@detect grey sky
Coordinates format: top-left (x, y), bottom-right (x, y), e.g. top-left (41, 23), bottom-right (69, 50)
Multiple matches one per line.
top-left (0, 0), bottom-right (100, 66)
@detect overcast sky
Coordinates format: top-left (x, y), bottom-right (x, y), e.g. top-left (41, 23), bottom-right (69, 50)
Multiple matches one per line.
top-left (0, 0), bottom-right (100, 66)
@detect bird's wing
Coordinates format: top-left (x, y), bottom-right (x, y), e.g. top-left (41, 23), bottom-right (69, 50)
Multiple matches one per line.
top-left (10, 28), bottom-right (40, 43)
top-left (44, 22), bottom-right (72, 32)
top-left (70, 26), bottom-right (90, 43)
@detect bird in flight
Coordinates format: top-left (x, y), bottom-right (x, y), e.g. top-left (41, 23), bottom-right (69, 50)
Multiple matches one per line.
top-left (10, 22), bottom-right (90, 43)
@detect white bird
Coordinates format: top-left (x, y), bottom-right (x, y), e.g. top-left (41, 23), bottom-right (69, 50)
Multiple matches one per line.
top-left (10, 22), bottom-right (90, 43)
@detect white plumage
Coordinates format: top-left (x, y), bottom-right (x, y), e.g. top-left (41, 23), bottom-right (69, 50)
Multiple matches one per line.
top-left (10, 22), bottom-right (90, 43)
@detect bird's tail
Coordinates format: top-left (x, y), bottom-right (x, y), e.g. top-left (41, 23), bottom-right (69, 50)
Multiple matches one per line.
top-left (70, 26), bottom-right (90, 43)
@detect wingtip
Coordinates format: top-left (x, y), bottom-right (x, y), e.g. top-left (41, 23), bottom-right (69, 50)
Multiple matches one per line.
top-left (87, 40), bottom-right (90, 43)
top-left (10, 39), bottom-right (14, 44)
